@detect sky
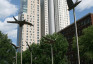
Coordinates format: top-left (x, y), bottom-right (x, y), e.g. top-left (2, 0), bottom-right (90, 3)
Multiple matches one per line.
top-left (0, 0), bottom-right (93, 45)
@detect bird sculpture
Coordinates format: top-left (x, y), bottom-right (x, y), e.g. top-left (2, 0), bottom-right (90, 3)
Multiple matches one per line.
top-left (10, 43), bottom-right (20, 49)
top-left (67, 0), bottom-right (81, 10)
top-left (43, 37), bottom-right (55, 44)
top-left (7, 16), bottom-right (33, 27)
top-left (26, 41), bottom-right (32, 52)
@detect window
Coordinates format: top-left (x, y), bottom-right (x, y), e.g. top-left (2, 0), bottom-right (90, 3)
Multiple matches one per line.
top-left (37, 0), bottom-right (39, 4)
top-left (29, 42), bottom-right (31, 44)
top-left (37, 37), bottom-right (39, 39)
top-left (22, 0), bottom-right (28, 13)
top-left (26, 36), bottom-right (28, 38)
top-left (26, 39), bottom-right (28, 41)
top-left (30, 36), bottom-right (31, 38)
top-left (37, 40), bottom-right (39, 43)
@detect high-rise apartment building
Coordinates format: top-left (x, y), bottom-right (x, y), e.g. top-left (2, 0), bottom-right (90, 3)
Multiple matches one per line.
top-left (17, 0), bottom-right (41, 51)
top-left (54, 0), bottom-right (70, 32)
top-left (41, 0), bottom-right (49, 36)
top-left (41, 0), bottom-right (70, 36)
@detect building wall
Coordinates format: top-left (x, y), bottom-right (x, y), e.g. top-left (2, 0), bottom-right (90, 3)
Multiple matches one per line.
top-left (58, 13), bottom-right (93, 64)
top-left (59, 13), bottom-right (93, 42)
top-left (91, 14), bottom-right (93, 25)
top-left (54, 0), bottom-right (70, 32)
top-left (17, 0), bottom-right (41, 51)
top-left (41, 0), bottom-right (49, 37)
top-left (41, 0), bottom-right (70, 36)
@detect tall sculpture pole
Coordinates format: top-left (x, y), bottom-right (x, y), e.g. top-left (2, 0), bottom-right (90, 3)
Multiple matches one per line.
top-left (43, 37), bottom-right (55, 64)
top-left (73, 8), bottom-right (80, 64)
top-left (66, 0), bottom-right (81, 64)
top-left (7, 16), bottom-right (33, 64)
top-left (20, 26), bottom-right (22, 64)
top-left (9, 43), bottom-right (20, 64)
top-left (51, 44), bottom-right (53, 64)
top-left (31, 52), bottom-right (32, 64)
top-left (16, 52), bottom-right (17, 64)
top-left (26, 41), bottom-right (33, 64)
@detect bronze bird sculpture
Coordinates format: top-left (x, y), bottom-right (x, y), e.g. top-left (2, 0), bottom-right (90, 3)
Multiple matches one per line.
top-left (7, 16), bottom-right (33, 27)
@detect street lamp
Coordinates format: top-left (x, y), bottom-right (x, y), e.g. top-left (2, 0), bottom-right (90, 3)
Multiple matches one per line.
top-left (25, 41), bottom-right (32, 64)
top-left (43, 37), bottom-right (55, 64)
top-left (7, 16), bottom-right (33, 64)
top-left (67, 0), bottom-right (81, 64)
top-left (10, 43), bottom-right (20, 64)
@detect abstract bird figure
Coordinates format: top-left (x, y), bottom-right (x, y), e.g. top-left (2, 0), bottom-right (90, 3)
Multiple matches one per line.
top-left (26, 41), bottom-right (32, 52)
top-left (67, 0), bottom-right (81, 10)
top-left (7, 16), bottom-right (33, 27)
top-left (43, 37), bottom-right (55, 44)
top-left (10, 43), bottom-right (20, 49)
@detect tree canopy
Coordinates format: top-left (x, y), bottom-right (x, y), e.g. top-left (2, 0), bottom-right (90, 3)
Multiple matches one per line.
top-left (72, 26), bottom-right (93, 63)
top-left (40, 33), bottom-right (68, 64)
top-left (0, 31), bottom-right (15, 64)
top-left (17, 33), bottom-right (68, 64)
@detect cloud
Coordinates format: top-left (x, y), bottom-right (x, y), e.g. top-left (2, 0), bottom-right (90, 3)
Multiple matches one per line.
top-left (73, 0), bottom-right (93, 11)
top-left (0, 0), bottom-right (18, 18)
top-left (0, 16), bottom-right (18, 41)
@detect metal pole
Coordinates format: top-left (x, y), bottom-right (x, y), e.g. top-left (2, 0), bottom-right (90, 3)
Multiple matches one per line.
top-left (73, 8), bottom-right (80, 64)
top-left (51, 45), bottom-right (53, 64)
top-left (31, 52), bottom-right (32, 64)
top-left (16, 52), bottom-right (17, 64)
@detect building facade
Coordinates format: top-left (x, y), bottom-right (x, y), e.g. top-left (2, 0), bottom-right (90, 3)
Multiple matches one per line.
top-left (41, 0), bottom-right (49, 36)
top-left (41, 0), bottom-right (70, 36)
top-left (17, 0), bottom-right (41, 51)
top-left (54, 0), bottom-right (70, 32)
top-left (58, 13), bottom-right (93, 64)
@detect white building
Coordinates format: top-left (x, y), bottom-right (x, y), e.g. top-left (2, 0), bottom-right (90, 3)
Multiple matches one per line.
top-left (54, 0), bottom-right (70, 32)
top-left (17, 0), bottom-right (41, 51)
top-left (41, 0), bottom-right (49, 36)
top-left (41, 0), bottom-right (70, 35)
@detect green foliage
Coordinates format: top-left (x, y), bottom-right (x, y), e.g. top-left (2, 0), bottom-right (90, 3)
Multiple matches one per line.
top-left (0, 31), bottom-right (15, 64)
top-left (72, 26), bottom-right (93, 63)
top-left (18, 33), bottom-right (68, 64)
top-left (40, 33), bottom-right (68, 64)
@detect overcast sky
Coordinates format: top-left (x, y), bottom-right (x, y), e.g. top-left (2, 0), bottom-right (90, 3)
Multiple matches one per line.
top-left (0, 0), bottom-right (93, 45)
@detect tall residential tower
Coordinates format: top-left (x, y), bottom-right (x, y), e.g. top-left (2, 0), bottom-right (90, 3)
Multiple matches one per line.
top-left (41, 0), bottom-right (70, 36)
top-left (54, 0), bottom-right (70, 32)
top-left (41, 0), bottom-right (49, 36)
top-left (17, 0), bottom-right (41, 51)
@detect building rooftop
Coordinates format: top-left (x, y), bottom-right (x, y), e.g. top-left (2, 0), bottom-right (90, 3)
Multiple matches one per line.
top-left (58, 13), bottom-right (93, 33)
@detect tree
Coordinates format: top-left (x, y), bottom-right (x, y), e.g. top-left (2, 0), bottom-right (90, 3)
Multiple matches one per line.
top-left (0, 31), bottom-right (15, 64)
top-left (72, 26), bottom-right (93, 63)
top-left (40, 33), bottom-right (68, 64)
top-left (17, 43), bottom-right (41, 64)
top-left (17, 33), bottom-right (68, 64)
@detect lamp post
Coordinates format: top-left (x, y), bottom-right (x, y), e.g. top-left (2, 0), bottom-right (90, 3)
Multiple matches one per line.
top-left (43, 37), bottom-right (55, 64)
top-left (66, 0), bottom-right (81, 64)
top-left (26, 41), bottom-right (32, 64)
top-left (7, 16), bottom-right (33, 64)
